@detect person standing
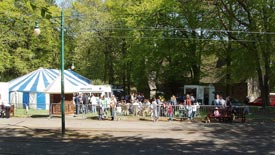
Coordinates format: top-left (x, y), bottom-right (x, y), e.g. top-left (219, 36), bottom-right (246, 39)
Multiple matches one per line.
top-left (192, 102), bottom-right (200, 119)
top-left (190, 93), bottom-right (196, 104)
top-left (90, 94), bottom-right (97, 113)
top-left (82, 93), bottom-right (89, 114)
top-left (170, 95), bottom-right (177, 105)
top-left (3, 100), bottom-right (11, 118)
top-left (110, 95), bottom-right (117, 121)
top-left (150, 98), bottom-right (159, 122)
top-left (98, 96), bottom-right (104, 120)
top-left (170, 95), bottom-right (177, 115)
top-left (226, 96), bottom-right (232, 108)
top-left (185, 94), bottom-right (192, 120)
top-left (219, 95), bottom-right (226, 108)
top-left (214, 94), bottom-right (220, 105)
top-left (0, 94), bottom-right (3, 118)
top-left (74, 93), bottom-right (81, 115)
top-left (130, 93), bottom-right (136, 103)
top-left (101, 95), bottom-right (108, 118)
top-left (167, 103), bottom-right (173, 121)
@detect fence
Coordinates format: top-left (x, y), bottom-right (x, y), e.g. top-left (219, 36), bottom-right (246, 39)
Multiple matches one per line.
top-left (62, 103), bottom-right (253, 120)
top-left (12, 102), bottom-right (275, 120)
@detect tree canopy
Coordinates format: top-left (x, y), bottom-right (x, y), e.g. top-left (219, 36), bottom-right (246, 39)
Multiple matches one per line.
top-left (1, 0), bottom-right (275, 105)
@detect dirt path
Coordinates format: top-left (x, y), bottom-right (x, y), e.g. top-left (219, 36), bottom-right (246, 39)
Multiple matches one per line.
top-left (0, 117), bottom-right (275, 155)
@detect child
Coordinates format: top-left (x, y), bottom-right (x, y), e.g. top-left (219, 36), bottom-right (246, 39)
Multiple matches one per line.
top-left (214, 107), bottom-right (221, 117)
top-left (191, 102), bottom-right (200, 119)
top-left (167, 103), bottom-right (173, 121)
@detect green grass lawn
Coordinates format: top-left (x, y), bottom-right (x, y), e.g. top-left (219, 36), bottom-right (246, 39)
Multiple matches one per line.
top-left (14, 109), bottom-right (49, 117)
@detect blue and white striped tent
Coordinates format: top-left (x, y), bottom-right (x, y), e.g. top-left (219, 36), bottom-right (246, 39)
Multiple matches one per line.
top-left (8, 68), bottom-right (91, 110)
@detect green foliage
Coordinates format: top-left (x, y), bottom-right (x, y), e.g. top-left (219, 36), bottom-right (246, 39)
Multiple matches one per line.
top-left (92, 79), bottom-right (106, 85)
top-left (1, 0), bottom-right (275, 98)
top-left (0, 0), bottom-right (61, 81)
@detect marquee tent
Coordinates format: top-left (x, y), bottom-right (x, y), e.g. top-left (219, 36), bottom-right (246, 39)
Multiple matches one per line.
top-left (8, 68), bottom-right (91, 110)
top-left (67, 69), bottom-right (91, 84)
top-left (0, 82), bottom-right (9, 102)
top-left (44, 74), bottom-right (89, 94)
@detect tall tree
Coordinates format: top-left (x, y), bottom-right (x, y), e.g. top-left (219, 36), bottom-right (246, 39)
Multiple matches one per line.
top-left (216, 0), bottom-right (275, 107)
top-left (0, 0), bottom-right (60, 81)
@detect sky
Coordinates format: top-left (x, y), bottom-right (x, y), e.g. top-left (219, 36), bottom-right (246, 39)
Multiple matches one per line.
top-left (55, 0), bottom-right (105, 6)
top-left (55, 0), bottom-right (63, 6)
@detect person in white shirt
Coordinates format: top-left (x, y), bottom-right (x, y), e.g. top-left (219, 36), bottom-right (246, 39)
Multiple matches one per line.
top-left (90, 94), bottom-right (97, 113)
top-left (150, 98), bottom-right (158, 122)
top-left (219, 95), bottom-right (226, 108)
top-left (214, 94), bottom-right (220, 105)
top-left (192, 102), bottom-right (200, 119)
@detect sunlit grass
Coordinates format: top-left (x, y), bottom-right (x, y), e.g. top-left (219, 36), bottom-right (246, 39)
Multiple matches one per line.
top-left (14, 108), bottom-right (49, 117)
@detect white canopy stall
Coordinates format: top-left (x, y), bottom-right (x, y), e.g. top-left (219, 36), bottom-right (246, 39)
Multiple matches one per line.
top-left (78, 85), bottom-right (112, 98)
top-left (0, 82), bottom-right (9, 102)
top-left (45, 74), bottom-right (91, 115)
top-left (8, 68), bottom-right (91, 110)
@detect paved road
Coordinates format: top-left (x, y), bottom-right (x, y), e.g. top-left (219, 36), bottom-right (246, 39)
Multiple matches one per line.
top-left (0, 117), bottom-right (275, 155)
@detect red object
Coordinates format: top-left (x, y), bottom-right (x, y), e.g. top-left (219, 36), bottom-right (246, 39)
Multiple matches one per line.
top-left (168, 105), bottom-right (173, 114)
top-left (249, 95), bottom-right (275, 106)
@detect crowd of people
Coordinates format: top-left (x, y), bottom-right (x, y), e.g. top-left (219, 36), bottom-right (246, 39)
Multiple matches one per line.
top-left (210, 94), bottom-right (249, 119)
top-left (73, 92), bottom-right (201, 122)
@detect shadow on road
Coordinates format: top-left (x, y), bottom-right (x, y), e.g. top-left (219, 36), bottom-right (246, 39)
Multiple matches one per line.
top-left (1, 122), bottom-right (275, 155)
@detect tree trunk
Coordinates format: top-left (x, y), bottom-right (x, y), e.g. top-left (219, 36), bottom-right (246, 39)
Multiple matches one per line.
top-left (225, 42), bottom-right (232, 97)
top-left (191, 31), bottom-right (200, 84)
top-left (121, 38), bottom-right (127, 97)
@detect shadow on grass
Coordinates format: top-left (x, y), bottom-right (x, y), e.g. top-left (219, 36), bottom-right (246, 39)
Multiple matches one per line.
top-left (86, 115), bottom-right (113, 121)
top-left (31, 114), bottom-right (50, 118)
top-left (138, 117), bottom-right (153, 122)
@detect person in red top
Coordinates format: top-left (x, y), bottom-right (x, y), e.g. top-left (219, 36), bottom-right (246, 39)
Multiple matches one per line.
top-left (185, 94), bottom-right (192, 106)
top-left (185, 94), bottom-right (192, 120)
top-left (167, 103), bottom-right (173, 121)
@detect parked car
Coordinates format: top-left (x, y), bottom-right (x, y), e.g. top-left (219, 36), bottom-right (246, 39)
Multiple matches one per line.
top-left (230, 98), bottom-right (247, 107)
top-left (249, 95), bottom-right (275, 106)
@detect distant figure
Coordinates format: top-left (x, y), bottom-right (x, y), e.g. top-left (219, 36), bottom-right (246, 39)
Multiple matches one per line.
top-left (90, 94), bottom-right (97, 113)
top-left (170, 95), bottom-right (177, 105)
top-left (190, 93), bottom-right (196, 104)
top-left (244, 96), bottom-right (250, 105)
top-left (214, 107), bottom-right (221, 117)
top-left (74, 93), bottom-right (81, 115)
top-left (2, 100), bottom-right (11, 118)
top-left (82, 93), bottom-right (89, 114)
top-left (192, 102), bottom-right (200, 119)
top-left (219, 95), bottom-right (226, 108)
top-left (185, 94), bottom-right (193, 120)
top-left (130, 93), bottom-right (136, 103)
top-left (110, 95), bottom-right (117, 121)
top-left (0, 94), bottom-right (3, 117)
top-left (150, 98), bottom-right (159, 122)
top-left (98, 96), bottom-right (104, 120)
top-left (167, 103), bottom-right (173, 121)
top-left (226, 96), bottom-right (232, 107)
top-left (214, 94), bottom-right (220, 105)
